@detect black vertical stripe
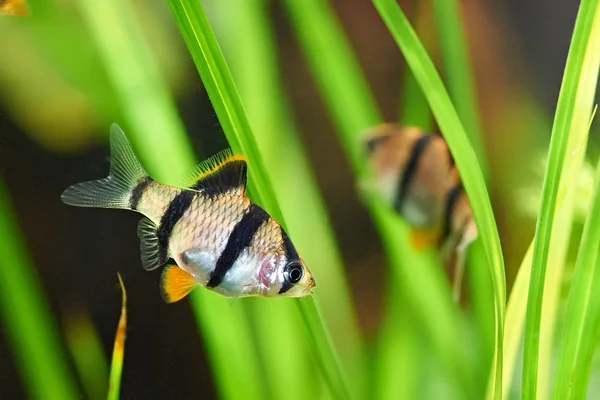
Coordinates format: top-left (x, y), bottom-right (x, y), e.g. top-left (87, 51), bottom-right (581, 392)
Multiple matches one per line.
top-left (393, 134), bottom-right (433, 212)
top-left (441, 183), bottom-right (463, 243)
top-left (278, 227), bottom-right (300, 294)
top-left (130, 176), bottom-right (153, 210)
top-left (207, 203), bottom-right (270, 288)
top-left (156, 190), bottom-right (196, 255)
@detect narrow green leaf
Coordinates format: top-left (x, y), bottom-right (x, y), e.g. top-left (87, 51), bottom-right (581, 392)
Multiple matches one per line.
top-left (366, 194), bottom-right (475, 397)
top-left (522, 0), bottom-right (599, 396)
top-left (372, 1), bottom-right (506, 397)
top-left (107, 274), bottom-right (127, 400)
top-left (400, 1), bottom-right (432, 129)
top-left (74, 1), bottom-right (265, 398)
top-left (65, 312), bottom-right (109, 400)
top-left (74, 0), bottom-right (195, 179)
top-left (502, 122), bottom-right (588, 397)
top-left (374, 291), bottom-right (419, 400)
top-left (502, 241), bottom-right (534, 397)
top-left (430, 0), bottom-right (486, 175)
top-left (401, 67), bottom-right (431, 129)
top-left (166, 1), bottom-right (351, 399)
top-left (283, 0), bottom-right (476, 396)
top-left (466, 241), bottom-right (495, 392)
top-left (280, 0), bottom-right (381, 169)
top-left (211, 0), bottom-right (365, 396)
top-left (0, 179), bottom-right (78, 400)
top-left (166, 0), bottom-right (278, 208)
top-left (553, 156), bottom-right (600, 399)
top-left (551, 7), bottom-right (600, 398)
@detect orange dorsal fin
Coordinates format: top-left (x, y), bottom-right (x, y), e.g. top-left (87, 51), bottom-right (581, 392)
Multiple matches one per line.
top-left (0, 0), bottom-right (30, 16)
top-left (182, 150), bottom-right (247, 195)
top-left (160, 265), bottom-right (198, 303)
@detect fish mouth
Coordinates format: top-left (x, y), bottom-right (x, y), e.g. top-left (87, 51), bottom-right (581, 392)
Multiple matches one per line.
top-left (307, 275), bottom-right (316, 294)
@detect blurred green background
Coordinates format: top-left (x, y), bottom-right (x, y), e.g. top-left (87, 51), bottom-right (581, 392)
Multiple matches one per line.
top-left (0, 0), bottom-right (598, 399)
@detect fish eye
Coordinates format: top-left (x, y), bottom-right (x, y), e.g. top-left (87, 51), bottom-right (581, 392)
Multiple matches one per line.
top-left (284, 262), bottom-right (304, 284)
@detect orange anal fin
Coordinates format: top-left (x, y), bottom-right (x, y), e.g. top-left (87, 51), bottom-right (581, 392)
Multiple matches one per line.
top-left (160, 265), bottom-right (198, 303)
top-left (409, 228), bottom-right (439, 252)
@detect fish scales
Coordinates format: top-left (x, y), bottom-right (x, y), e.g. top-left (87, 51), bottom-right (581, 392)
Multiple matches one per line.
top-left (61, 124), bottom-right (315, 301)
top-left (171, 192), bottom-right (248, 278)
top-left (135, 181), bottom-right (180, 225)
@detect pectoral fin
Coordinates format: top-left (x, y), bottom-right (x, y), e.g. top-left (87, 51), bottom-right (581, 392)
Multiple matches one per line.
top-left (160, 265), bottom-right (198, 303)
top-left (137, 217), bottom-right (168, 271)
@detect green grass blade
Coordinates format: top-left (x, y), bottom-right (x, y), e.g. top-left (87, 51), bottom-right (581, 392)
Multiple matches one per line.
top-left (551, 8), bottom-right (600, 397)
top-left (166, 1), bottom-right (351, 399)
top-left (73, 0), bottom-right (194, 177)
top-left (502, 241), bottom-right (534, 397)
top-left (401, 67), bottom-right (431, 129)
top-left (65, 312), bottom-right (109, 400)
top-left (466, 241), bottom-right (495, 390)
top-left (400, 1), bottom-right (432, 129)
top-left (283, 0), bottom-right (475, 396)
top-left (430, 0), bottom-right (486, 174)
top-left (521, 0), bottom-right (599, 396)
top-left (73, 1), bottom-right (266, 398)
top-left (0, 179), bottom-right (79, 400)
top-left (502, 124), bottom-right (589, 397)
top-left (280, 0), bottom-right (381, 167)
top-left (367, 195), bottom-right (474, 396)
top-left (166, 0), bottom-right (278, 209)
top-left (107, 274), bottom-right (127, 400)
top-left (375, 294), bottom-right (419, 400)
top-left (553, 157), bottom-right (600, 399)
top-left (534, 194), bottom-right (576, 399)
top-left (211, 0), bottom-right (365, 396)
top-left (372, 1), bottom-right (506, 397)
top-left (404, 1), bottom-right (493, 377)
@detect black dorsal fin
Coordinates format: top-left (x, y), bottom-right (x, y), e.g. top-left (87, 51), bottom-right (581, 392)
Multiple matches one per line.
top-left (182, 150), bottom-right (247, 196)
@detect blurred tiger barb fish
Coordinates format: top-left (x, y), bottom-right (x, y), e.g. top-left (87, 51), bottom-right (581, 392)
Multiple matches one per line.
top-left (362, 123), bottom-right (478, 301)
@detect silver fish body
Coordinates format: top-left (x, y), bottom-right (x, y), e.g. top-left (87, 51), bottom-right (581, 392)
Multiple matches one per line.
top-left (62, 124), bottom-right (315, 301)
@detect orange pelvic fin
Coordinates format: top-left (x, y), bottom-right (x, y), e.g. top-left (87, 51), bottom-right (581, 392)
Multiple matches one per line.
top-left (409, 227), bottom-right (439, 252)
top-left (160, 265), bottom-right (198, 303)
